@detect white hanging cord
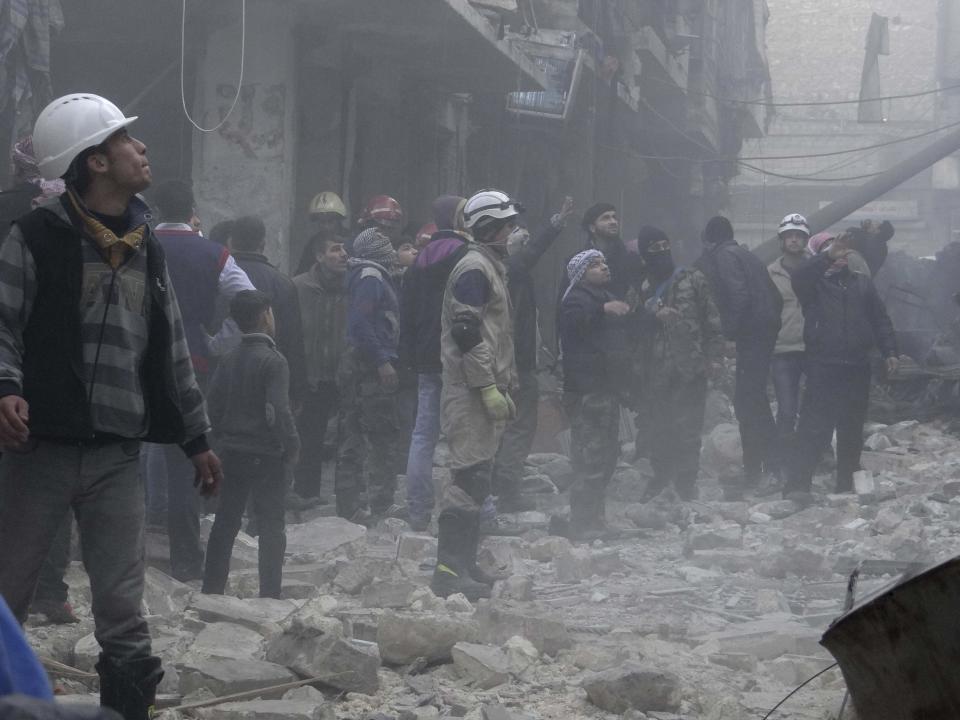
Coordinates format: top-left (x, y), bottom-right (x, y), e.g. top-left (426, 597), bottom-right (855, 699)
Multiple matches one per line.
top-left (180, 0), bottom-right (246, 133)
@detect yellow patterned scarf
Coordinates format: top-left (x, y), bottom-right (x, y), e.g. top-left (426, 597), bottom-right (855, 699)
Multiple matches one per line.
top-left (67, 189), bottom-right (146, 269)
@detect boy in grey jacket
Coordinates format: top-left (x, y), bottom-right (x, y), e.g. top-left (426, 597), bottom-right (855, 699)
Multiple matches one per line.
top-left (202, 290), bottom-right (300, 599)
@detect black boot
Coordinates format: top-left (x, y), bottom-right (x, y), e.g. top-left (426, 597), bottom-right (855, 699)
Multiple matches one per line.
top-left (431, 509), bottom-right (492, 601)
top-left (463, 512), bottom-right (498, 585)
top-left (97, 654), bottom-right (164, 720)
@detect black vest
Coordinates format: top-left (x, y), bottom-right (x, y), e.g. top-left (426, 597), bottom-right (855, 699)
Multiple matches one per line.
top-left (13, 203), bottom-right (186, 442)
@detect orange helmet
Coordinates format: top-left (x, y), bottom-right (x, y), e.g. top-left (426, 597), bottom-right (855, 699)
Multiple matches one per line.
top-left (360, 194), bottom-right (403, 226)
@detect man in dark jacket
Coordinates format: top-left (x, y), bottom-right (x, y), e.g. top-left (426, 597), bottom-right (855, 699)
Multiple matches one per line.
top-left (228, 215), bottom-right (307, 403)
top-left (151, 179), bottom-right (255, 581)
top-left (0, 92), bottom-right (221, 720)
top-left (559, 250), bottom-right (631, 539)
top-left (696, 216), bottom-right (782, 486)
top-left (784, 232), bottom-right (898, 501)
top-left (491, 196), bottom-right (575, 513)
top-left (398, 196), bottom-right (469, 530)
top-left (338, 228), bottom-right (405, 522)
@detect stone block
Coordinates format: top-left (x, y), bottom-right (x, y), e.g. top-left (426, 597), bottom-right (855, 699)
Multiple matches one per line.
top-left (376, 611), bottom-right (481, 664)
top-left (451, 642), bottom-right (511, 689)
top-left (476, 604), bottom-right (572, 655)
top-left (765, 654), bottom-right (836, 687)
top-left (266, 627), bottom-right (380, 695)
top-left (625, 504), bottom-right (669, 530)
top-left (555, 547), bottom-right (624, 582)
top-left (181, 622), bottom-right (266, 663)
top-left (582, 663), bottom-right (682, 714)
top-left (527, 536), bottom-right (572, 563)
top-left (687, 550), bottom-right (756, 574)
top-left (142, 567), bottom-right (193, 617)
top-left (334, 558), bottom-right (398, 595)
top-left (178, 657), bottom-right (296, 697)
top-left (748, 500), bottom-right (800, 520)
top-left (503, 636), bottom-right (539, 674)
top-left (853, 470), bottom-right (876, 501)
top-left (195, 700), bottom-right (335, 720)
top-left (707, 652), bottom-right (757, 672)
top-left (187, 594), bottom-right (296, 634)
top-left (536, 456), bottom-right (574, 491)
top-left (683, 524), bottom-right (743, 553)
top-left (396, 534), bottom-right (438, 561)
top-left (568, 643), bottom-right (628, 672)
top-left (285, 517), bottom-right (367, 560)
top-left (493, 576), bottom-right (533, 602)
top-left (361, 580), bottom-right (421, 609)
top-left (694, 619), bottom-right (821, 661)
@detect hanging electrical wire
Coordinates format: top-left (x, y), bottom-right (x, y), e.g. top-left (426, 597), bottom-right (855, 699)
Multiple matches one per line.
top-left (180, 0), bottom-right (246, 133)
top-left (737, 162), bottom-right (885, 183)
top-left (648, 73), bottom-right (960, 108)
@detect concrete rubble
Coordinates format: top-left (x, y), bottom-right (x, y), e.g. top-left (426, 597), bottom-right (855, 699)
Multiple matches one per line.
top-left (34, 420), bottom-right (960, 719)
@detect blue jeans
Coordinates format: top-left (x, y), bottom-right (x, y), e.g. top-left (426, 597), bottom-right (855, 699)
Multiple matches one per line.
top-left (405, 373), bottom-right (442, 521)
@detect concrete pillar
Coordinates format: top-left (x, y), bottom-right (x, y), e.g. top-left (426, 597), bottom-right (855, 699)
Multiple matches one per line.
top-left (191, 0), bottom-right (297, 270)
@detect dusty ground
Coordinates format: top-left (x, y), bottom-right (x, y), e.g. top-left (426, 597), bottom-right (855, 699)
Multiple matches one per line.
top-left (30, 415), bottom-right (960, 720)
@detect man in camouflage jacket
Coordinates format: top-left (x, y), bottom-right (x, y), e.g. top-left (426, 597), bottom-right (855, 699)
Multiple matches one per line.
top-left (636, 227), bottom-right (723, 501)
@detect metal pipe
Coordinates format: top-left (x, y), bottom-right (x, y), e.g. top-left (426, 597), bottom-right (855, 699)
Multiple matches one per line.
top-left (752, 124), bottom-right (960, 263)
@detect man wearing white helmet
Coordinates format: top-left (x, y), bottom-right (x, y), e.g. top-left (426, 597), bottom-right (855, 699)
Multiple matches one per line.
top-left (431, 189), bottom-right (520, 601)
top-left (0, 94), bottom-right (221, 719)
top-left (767, 213), bottom-right (811, 489)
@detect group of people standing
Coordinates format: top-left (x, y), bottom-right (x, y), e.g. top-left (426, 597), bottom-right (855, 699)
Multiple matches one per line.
top-left (0, 91), bottom-right (902, 720)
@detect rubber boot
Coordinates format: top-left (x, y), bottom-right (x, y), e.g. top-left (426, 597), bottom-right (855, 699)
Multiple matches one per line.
top-left (430, 509), bottom-right (492, 601)
top-left (97, 654), bottom-right (164, 720)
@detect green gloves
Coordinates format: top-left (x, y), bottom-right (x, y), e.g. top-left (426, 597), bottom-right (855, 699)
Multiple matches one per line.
top-left (480, 385), bottom-right (515, 422)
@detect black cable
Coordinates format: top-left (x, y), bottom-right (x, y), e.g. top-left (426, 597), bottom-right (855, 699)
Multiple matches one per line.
top-left (737, 162), bottom-right (885, 183)
top-left (761, 662), bottom-right (840, 719)
top-left (650, 74), bottom-right (960, 108)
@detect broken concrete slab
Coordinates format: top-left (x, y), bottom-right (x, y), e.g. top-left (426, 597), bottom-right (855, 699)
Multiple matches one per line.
top-left (396, 534), bottom-right (438, 561)
top-left (853, 470), bottom-right (876, 501)
top-left (333, 558), bottom-right (399, 595)
top-left (376, 611), bottom-right (481, 665)
top-left (361, 579), bottom-right (421, 609)
top-left (195, 700), bottom-right (335, 720)
top-left (187, 594), bottom-right (296, 634)
top-left (177, 657), bottom-right (296, 697)
top-left (527, 536), bottom-right (572, 563)
top-left (555, 546), bottom-right (624, 582)
top-left (142, 567), bottom-right (194, 617)
top-left (266, 628), bottom-right (380, 694)
top-left (475, 604), bottom-right (572, 656)
top-left (683, 524), bottom-right (743, 553)
top-left (693, 618), bottom-right (823, 661)
top-left (451, 642), bottom-right (511, 689)
top-left (582, 663), bottom-right (682, 713)
top-left (181, 622), bottom-right (267, 662)
top-left (285, 516), bottom-right (367, 560)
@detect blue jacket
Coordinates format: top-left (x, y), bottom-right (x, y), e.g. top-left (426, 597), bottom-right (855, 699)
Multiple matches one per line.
top-left (0, 597), bottom-right (51, 700)
top-left (346, 260), bottom-right (400, 369)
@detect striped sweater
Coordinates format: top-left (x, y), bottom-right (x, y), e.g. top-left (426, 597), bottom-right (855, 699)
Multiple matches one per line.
top-left (0, 195), bottom-right (209, 443)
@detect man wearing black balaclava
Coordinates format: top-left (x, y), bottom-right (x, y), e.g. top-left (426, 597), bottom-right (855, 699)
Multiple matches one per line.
top-left (637, 227), bottom-right (723, 502)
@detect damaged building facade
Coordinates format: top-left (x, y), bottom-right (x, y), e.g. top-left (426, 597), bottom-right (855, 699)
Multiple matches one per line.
top-left (42, 0), bottom-right (771, 317)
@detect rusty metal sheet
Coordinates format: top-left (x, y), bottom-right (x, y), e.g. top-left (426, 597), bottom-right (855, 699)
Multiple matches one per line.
top-left (821, 555), bottom-right (960, 719)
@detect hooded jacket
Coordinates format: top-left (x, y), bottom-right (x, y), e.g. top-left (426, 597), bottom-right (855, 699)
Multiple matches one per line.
top-left (791, 252), bottom-right (897, 366)
top-left (696, 238), bottom-right (782, 343)
top-left (346, 259), bottom-right (400, 370)
top-left (398, 230), bottom-right (468, 374)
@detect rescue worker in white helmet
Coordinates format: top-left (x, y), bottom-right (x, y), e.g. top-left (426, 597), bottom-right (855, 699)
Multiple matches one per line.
top-left (431, 189), bottom-right (520, 600)
top-left (0, 93), bottom-right (220, 719)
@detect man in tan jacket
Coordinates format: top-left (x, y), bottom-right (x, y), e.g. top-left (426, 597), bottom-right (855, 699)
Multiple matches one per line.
top-left (432, 190), bottom-right (521, 601)
top-left (767, 213), bottom-right (810, 484)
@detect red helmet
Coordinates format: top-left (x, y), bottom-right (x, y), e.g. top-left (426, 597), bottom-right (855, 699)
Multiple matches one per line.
top-left (361, 195), bottom-right (404, 225)
top-left (415, 222), bottom-right (437, 248)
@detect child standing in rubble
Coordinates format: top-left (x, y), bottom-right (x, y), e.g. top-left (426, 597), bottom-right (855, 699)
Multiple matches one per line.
top-left (202, 290), bottom-right (300, 599)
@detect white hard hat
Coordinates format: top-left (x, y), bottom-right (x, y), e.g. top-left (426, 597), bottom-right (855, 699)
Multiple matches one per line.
top-left (33, 93), bottom-right (138, 180)
top-left (462, 189), bottom-right (524, 234)
top-left (778, 212), bottom-right (810, 237)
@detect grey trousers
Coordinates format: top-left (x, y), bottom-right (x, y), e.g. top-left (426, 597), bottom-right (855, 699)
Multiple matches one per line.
top-left (0, 439), bottom-right (152, 661)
